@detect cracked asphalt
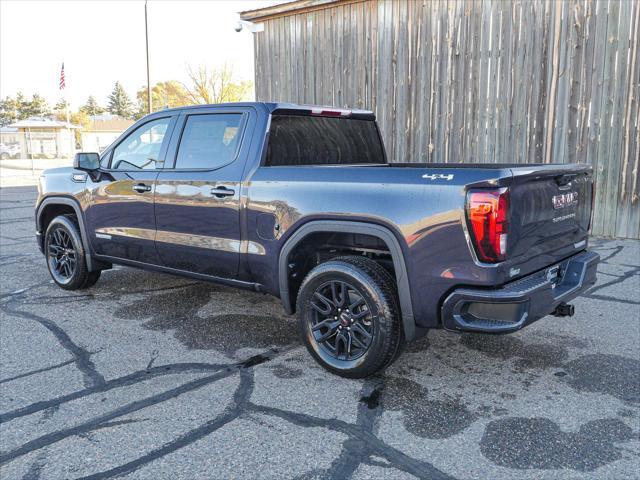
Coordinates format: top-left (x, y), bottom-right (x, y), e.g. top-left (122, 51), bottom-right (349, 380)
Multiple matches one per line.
top-left (1, 185), bottom-right (639, 479)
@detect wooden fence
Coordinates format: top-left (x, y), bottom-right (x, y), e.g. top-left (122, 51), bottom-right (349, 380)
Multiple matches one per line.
top-left (248, 0), bottom-right (640, 238)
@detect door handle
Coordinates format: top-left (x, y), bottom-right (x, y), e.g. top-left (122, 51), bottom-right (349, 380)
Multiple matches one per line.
top-left (211, 186), bottom-right (235, 198)
top-left (132, 183), bottom-right (152, 193)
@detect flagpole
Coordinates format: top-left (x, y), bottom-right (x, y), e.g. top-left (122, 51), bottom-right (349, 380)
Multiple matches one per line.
top-left (66, 97), bottom-right (73, 159)
top-left (60, 62), bottom-right (74, 160)
top-left (145, 1), bottom-right (152, 114)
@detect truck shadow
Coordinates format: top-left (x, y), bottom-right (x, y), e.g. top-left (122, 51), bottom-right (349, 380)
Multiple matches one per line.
top-left (110, 273), bottom-right (297, 357)
top-left (106, 267), bottom-right (638, 460)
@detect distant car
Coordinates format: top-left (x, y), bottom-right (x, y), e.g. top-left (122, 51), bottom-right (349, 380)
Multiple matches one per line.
top-left (0, 143), bottom-right (20, 159)
top-left (35, 102), bottom-right (600, 378)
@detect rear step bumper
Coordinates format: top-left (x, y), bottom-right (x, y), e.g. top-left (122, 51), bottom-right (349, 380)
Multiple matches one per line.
top-left (441, 250), bottom-right (600, 333)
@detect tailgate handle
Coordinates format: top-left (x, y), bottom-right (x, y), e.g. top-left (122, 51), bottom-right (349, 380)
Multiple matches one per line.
top-left (555, 174), bottom-right (577, 186)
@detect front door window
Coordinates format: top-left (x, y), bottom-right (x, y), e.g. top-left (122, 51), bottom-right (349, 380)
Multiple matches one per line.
top-left (111, 117), bottom-right (170, 170)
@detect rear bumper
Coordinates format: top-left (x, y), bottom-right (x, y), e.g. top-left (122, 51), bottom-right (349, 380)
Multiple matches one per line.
top-left (441, 250), bottom-right (599, 333)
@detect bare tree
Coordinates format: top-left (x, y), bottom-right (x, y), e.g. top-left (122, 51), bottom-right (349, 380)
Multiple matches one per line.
top-left (183, 64), bottom-right (252, 104)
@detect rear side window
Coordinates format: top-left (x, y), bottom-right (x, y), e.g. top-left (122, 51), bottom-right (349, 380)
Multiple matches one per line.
top-left (265, 115), bottom-right (386, 166)
top-left (175, 113), bottom-right (244, 170)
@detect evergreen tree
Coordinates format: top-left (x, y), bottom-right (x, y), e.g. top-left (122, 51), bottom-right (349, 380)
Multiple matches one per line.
top-left (15, 93), bottom-right (27, 120)
top-left (21, 94), bottom-right (50, 118)
top-left (107, 82), bottom-right (134, 118)
top-left (0, 95), bottom-right (21, 126)
top-left (53, 99), bottom-right (70, 122)
top-left (0, 93), bottom-right (51, 126)
top-left (81, 96), bottom-right (104, 116)
top-left (54, 99), bottom-right (69, 111)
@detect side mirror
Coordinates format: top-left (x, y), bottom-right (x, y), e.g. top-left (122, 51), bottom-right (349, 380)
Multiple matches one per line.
top-left (73, 152), bottom-right (100, 171)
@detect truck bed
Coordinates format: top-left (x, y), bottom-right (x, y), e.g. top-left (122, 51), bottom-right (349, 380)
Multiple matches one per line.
top-left (247, 161), bottom-right (593, 329)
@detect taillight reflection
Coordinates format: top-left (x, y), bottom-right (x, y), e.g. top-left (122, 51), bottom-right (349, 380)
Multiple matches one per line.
top-left (466, 188), bottom-right (509, 263)
top-left (588, 183), bottom-right (595, 232)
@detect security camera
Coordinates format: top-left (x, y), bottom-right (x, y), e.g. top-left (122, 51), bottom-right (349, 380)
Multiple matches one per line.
top-left (234, 20), bottom-right (264, 33)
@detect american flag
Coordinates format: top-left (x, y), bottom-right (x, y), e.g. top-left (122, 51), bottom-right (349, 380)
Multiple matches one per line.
top-left (59, 63), bottom-right (65, 90)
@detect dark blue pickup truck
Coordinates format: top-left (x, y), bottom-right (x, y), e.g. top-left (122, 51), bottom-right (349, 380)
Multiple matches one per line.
top-left (35, 102), bottom-right (599, 377)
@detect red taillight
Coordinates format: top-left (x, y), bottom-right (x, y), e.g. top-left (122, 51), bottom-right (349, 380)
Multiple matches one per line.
top-left (466, 188), bottom-right (510, 263)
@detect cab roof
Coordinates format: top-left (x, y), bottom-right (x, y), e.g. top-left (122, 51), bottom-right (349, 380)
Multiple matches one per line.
top-left (156, 102), bottom-right (376, 120)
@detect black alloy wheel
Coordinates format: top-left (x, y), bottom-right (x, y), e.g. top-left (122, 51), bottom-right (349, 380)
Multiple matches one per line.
top-left (47, 226), bottom-right (77, 284)
top-left (44, 215), bottom-right (101, 290)
top-left (309, 280), bottom-right (374, 361)
top-left (297, 256), bottom-right (403, 378)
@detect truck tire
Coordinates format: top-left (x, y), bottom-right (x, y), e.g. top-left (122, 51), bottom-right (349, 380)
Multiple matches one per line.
top-left (296, 255), bottom-right (403, 378)
top-left (337, 255), bottom-right (406, 365)
top-left (44, 215), bottom-right (101, 290)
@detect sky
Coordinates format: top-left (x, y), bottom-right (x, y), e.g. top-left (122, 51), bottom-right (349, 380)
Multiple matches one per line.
top-left (0, 0), bottom-right (284, 109)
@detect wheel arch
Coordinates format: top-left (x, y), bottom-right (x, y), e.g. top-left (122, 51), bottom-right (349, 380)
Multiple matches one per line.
top-left (37, 196), bottom-right (99, 272)
top-left (278, 220), bottom-right (416, 341)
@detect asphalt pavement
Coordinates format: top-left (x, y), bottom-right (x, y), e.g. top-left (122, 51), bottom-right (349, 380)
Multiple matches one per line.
top-left (1, 185), bottom-right (638, 479)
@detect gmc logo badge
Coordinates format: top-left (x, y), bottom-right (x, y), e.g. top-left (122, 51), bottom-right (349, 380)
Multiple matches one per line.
top-left (552, 192), bottom-right (578, 209)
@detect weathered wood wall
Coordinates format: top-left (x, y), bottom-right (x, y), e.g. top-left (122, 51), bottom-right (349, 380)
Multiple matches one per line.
top-left (252, 0), bottom-right (639, 238)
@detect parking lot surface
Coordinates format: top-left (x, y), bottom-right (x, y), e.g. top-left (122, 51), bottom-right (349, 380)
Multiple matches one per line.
top-left (1, 185), bottom-right (639, 479)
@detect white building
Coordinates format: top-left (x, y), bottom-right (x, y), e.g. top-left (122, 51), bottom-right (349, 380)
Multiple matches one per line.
top-left (80, 114), bottom-right (134, 153)
top-left (0, 126), bottom-right (20, 145)
top-left (9, 117), bottom-right (79, 159)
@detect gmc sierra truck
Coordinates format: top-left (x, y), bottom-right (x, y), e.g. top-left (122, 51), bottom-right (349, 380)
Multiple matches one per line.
top-left (35, 102), bottom-right (599, 377)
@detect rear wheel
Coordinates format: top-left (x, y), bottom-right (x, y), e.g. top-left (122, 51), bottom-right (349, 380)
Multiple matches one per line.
top-left (296, 256), bottom-right (403, 378)
top-left (45, 215), bottom-right (101, 290)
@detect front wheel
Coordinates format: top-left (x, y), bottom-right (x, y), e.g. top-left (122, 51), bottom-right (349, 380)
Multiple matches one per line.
top-left (45, 215), bottom-right (101, 290)
top-left (296, 256), bottom-right (403, 378)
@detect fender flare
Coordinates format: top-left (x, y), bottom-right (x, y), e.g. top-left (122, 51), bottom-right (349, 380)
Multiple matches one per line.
top-left (36, 196), bottom-right (98, 272)
top-left (278, 220), bottom-right (416, 341)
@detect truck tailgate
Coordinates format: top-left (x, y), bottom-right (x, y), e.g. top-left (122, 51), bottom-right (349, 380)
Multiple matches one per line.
top-left (507, 164), bottom-right (593, 267)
